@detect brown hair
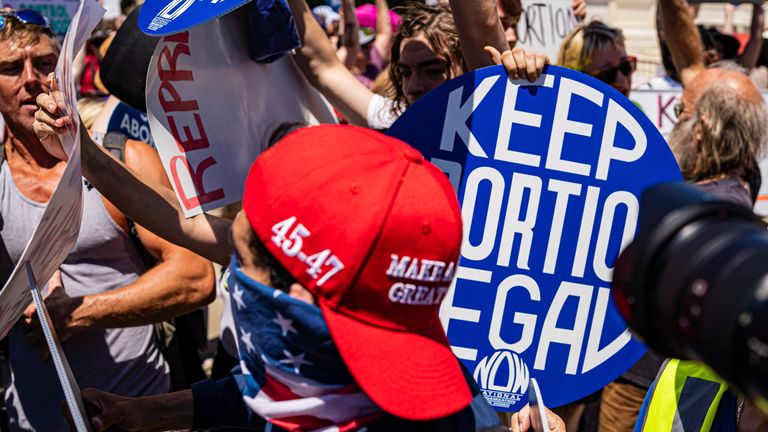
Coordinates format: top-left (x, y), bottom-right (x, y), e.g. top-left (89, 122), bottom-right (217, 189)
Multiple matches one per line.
top-left (0, 8), bottom-right (58, 52)
top-left (498, 0), bottom-right (523, 21)
top-left (388, 3), bottom-right (465, 116)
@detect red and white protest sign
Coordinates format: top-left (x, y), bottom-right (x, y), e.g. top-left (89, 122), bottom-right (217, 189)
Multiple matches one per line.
top-left (146, 7), bottom-right (337, 217)
top-left (630, 90), bottom-right (682, 138)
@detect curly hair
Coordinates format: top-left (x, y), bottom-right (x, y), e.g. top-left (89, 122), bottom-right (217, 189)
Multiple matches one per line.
top-left (388, 3), bottom-right (465, 117)
top-left (556, 20), bottom-right (624, 72)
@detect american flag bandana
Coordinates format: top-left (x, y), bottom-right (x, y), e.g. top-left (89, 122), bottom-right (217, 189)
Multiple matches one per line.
top-left (227, 257), bottom-right (384, 431)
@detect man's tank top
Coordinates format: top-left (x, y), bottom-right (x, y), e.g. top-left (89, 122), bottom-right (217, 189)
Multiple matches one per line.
top-left (0, 161), bottom-right (169, 431)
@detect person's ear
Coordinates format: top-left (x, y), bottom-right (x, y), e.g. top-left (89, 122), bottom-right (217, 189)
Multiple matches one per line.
top-left (693, 114), bottom-right (706, 145)
top-left (288, 283), bottom-right (315, 305)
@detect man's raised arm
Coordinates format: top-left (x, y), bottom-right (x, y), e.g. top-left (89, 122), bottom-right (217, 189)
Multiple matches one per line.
top-left (658, 0), bottom-right (705, 87)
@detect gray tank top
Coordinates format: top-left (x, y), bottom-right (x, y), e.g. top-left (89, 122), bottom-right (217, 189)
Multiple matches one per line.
top-left (0, 162), bottom-right (169, 431)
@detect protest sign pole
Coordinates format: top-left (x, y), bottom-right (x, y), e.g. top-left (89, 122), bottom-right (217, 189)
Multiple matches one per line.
top-left (24, 262), bottom-right (93, 432)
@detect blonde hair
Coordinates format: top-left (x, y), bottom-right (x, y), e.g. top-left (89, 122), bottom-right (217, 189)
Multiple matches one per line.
top-left (557, 21), bottom-right (624, 72)
top-left (0, 8), bottom-right (59, 52)
top-left (77, 97), bottom-right (107, 130)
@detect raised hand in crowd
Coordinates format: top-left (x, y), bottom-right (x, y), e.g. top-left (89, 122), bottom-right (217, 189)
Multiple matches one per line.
top-left (286, 0), bottom-right (549, 129)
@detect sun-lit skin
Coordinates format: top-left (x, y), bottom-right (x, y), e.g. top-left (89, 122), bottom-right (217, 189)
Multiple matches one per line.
top-left (582, 44), bottom-right (631, 97)
top-left (677, 68), bottom-right (762, 124)
top-left (397, 34), bottom-right (460, 105)
top-left (0, 35), bottom-right (58, 133)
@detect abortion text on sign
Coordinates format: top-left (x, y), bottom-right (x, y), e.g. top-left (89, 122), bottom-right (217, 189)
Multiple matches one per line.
top-left (388, 65), bottom-right (681, 409)
top-left (516, 0), bottom-right (579, 61)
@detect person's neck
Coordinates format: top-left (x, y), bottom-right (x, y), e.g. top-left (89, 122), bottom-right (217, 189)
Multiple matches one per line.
top-left (5, 123), bottom-right (62, 170)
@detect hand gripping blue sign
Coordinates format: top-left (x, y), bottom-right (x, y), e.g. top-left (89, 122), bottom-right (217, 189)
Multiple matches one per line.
top-left (387, 65), bottom-right (682, 410)
top-left (139, 0), bottom-right (252, 35)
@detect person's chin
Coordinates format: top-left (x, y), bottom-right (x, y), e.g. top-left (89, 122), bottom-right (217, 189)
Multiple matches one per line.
top-left (406, 94), bottom-right (423, 105)
top-left (16, 112), bottom-right (38, 132)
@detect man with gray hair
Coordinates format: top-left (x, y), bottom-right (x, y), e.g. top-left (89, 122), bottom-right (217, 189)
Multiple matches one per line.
top-left (669, 70), bottom-right (768, 206)
top-left (626, 0), bottom-right (768, 429)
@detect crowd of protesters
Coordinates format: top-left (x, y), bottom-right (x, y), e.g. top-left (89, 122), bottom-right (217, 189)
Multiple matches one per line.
top-left (0, 0), bottom-right (764, 430)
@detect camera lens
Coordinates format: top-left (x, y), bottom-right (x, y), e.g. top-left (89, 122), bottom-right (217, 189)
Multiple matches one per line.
top-left (613, 182), bottom-right (768, 403)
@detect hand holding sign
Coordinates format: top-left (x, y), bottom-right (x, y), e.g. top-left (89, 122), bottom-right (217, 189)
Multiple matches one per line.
top-left (23, 270), bottom-right (83, 345)
top-left (485, 46), bottom-right (550, 82)
top-left (34, 75), bottom-right (72, 162)
top-left (510, 402), bottom-right (565, 432)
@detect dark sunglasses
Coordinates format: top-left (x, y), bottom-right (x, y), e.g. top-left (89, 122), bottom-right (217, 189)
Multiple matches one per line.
top-left (0, 9), bottom-right (53, 36)
top-left (593, 56), bottom-right (636, 85)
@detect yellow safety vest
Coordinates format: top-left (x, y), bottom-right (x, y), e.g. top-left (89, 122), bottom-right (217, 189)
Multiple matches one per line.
top-left (636, 358), bottom-right (729, 432)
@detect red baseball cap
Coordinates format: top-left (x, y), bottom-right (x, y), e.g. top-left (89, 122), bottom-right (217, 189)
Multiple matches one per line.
top-left (242, 125), bottom-right (471, 421)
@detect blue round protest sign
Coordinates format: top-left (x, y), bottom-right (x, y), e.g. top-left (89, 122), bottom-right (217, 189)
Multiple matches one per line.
top-left (107, 102), bottom-right (155, 148)
top-left (139, 0), bottom-right (252, 35)
top-left (388, 65), bottom-right (682, 410)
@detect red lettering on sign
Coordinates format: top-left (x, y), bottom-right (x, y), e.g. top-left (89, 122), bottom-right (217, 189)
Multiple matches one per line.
top-left (169, 155), bottom-right (225, 210)
top-left (158, 81), bottom-right (198, 113)
top-left (164, 31), bottom-right (189, 44)
top-left (157, 34), bottom-right (193, 82)
top-left (657, 95), bottom-right (677, 129)
top-left (156, 32), bottom-right (226, 211)
top-left (167, 112), bottom-right (209, 152)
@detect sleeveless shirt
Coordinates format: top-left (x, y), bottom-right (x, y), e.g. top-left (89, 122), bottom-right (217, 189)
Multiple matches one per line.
top-left (0, 161), bottom-right (169, 431)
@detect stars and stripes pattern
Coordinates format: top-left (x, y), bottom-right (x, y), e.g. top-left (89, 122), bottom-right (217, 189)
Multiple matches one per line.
top-left (227, 259), bottom-right (383, 431)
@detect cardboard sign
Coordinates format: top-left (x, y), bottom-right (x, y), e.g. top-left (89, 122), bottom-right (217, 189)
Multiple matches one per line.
top-left (2, 0), bottom-right (79, 39)
top-left (107, 101), bottom-right (155, 148)
top-left (388, 65), bottom-right (682, 409)
top-left (630, 90), bottom-right (682, 138)
top-left (139, 0), bottom-right (251, 36)
top-left (146, 7), bottom-right (336, 217)
top-left (516, 0), bottom-right (579, 61)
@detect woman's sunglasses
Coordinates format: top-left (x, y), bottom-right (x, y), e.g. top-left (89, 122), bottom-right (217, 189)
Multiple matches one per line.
top-left (0, 10), bottom-right (54, 36)
top-left (593, 56), bottom-right (637, 85)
